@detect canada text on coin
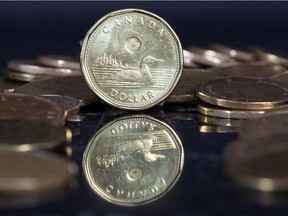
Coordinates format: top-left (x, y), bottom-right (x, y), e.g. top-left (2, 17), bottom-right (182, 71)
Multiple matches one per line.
top-left (81, 9), bottom-right (183, 110)
top-left (82, 115), bottom-right (184, 205)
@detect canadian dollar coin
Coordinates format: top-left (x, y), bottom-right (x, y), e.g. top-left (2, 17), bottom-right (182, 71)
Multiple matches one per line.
top-left (82, 115), bottom-right (184, 206)
top-left (80, 9), bottom-right (183, 110)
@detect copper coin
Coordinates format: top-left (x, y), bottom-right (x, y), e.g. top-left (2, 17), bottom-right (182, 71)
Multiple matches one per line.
top-left (196, 76), bottom-right (288, 110)
top-left (0, 118), bottom-right (69, 151)
top-left (209, 44), bottom-right (255, 62)
top-left (238, 113), bottom-right (288, 140)
top-left (0, 151), bottom-right (78, 194)
top-left (37, 55), bottom-right (80, 70)
top-left (198, 102), bottom-right (265, 119)
top-left (0, 93), bottom-right (65, 126)
top-left (7, 60), bottom-right (81, 77)
top-left (41, 95), bottom-right (80, 118)
top-left (209, 62), bottom-right (285, 78)
top-left (14, 76), bottom-right (98, 106)
top-left (166, 68), bottom-right (223, 104)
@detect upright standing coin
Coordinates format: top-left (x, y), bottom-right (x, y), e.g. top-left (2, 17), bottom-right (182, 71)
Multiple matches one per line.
top-left (81, 9), bottom-right (183, 110)
top-left (83, 115), bottom-right (184, 206)
top-left (196, 76), bottom-right (288, 110)
top-left (0, 93), bottom-right (65, 126)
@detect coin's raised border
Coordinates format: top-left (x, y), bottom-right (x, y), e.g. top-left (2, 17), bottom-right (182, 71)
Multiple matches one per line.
top-left (81, 8), bottom-right (183, 110)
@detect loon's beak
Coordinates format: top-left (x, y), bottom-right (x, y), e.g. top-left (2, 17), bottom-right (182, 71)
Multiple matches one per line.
top-left (154, 58), bottom-right (164, 62)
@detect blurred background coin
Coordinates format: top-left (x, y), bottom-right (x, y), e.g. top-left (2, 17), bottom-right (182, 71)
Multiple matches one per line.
top-left (37, 55), bottom-right (80, 70)
top-left (41, 95), bottom-right (80, 118)
top-left (14, 76), bottom-right (98, 106)
top-left (0, 93), bottom-right (65, 126)
top-left (7, 60), bottom-right (81, 77)
top-left (0, 118), bottom-right (70, 151)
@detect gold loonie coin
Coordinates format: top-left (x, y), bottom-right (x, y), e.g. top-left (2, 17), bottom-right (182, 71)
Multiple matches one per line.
top-left (83, 115), bottom-right (183, 206)
top-left (209, 62), bottom-right (285, 78)
top-left (165, 68), bottom-right (222, 104)
top-left (197, 102), bottom-right (265, 119)
top-left (199, 125), bottom-right (238, 133)
top-left (209, 44), bottom-right (255, 62)
top-left (80, 9), bottom-right (183, 110)
top-left (0, 118), bottom-right (69, 151)
top-left (196, 76), bottom-right (288, 110)
top-left (225, 135), bottom-right (288, 192)
top-left (0, 93), bottom-right (65, 126)
top-left (37, 55), bottom-right (80, 70)
top-left (7, 60), bottom-right (81, 77)
top-left (197, 114), bottom-right (243, 127)
top-left (238, 113), bottom-right (288, 140)
top-left (0, 151), bottom-right (78, 194)
top-left (41, 95), bottom-right (80, 118)
top-left (14, 76), bottom-right (98, 106)
top-left (3, 69), bottom-right (50, 82)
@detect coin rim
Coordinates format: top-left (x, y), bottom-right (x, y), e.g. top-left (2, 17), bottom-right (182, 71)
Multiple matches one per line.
top-left (196, 76), bottom-right (288, 110)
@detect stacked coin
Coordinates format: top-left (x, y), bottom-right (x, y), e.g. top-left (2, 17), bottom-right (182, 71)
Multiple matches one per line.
top-left (3, 55), bottom-right (81, 83)
top-left (195, 76), bottom-right (288, 132)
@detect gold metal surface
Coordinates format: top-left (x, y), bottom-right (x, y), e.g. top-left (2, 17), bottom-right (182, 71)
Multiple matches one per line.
top-left (80, 9), bottom-right (183, 110)
top-left (83, 115), bottom-right (184, 206)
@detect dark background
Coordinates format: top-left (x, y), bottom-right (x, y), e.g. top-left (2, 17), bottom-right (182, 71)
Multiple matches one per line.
top-left (1, 1), bottom-right (288, 69)
top-left (2, 1), bottom-right (288, 216)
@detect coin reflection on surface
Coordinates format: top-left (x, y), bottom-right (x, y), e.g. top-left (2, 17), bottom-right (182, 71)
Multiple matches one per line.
top-left (83, 115), bottom-right (184, 206)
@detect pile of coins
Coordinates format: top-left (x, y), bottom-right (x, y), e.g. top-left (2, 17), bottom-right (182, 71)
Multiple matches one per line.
top-left (2, 7), bottom-right (288, 207)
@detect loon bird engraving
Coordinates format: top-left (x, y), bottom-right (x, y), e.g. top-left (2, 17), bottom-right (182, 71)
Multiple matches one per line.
top-left (110, 55), bottom-right (164, 86)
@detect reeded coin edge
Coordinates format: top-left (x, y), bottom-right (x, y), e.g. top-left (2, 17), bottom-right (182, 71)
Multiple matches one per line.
top-left (197, 102), bottom-right (265, 119)
top-left (80, 8), bottom-right (183, 110)
top-left (82, 115), bottom-right (184, 206)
